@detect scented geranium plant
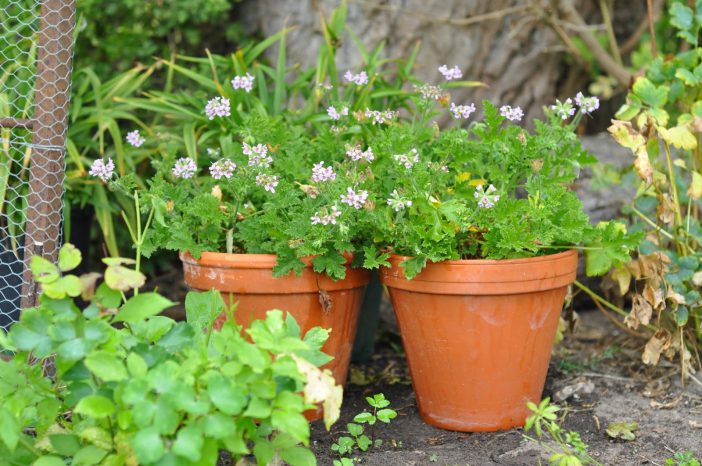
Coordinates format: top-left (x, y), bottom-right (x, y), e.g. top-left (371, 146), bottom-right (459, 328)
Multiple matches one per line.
top-left (332, 68), bottom-right (642, 278)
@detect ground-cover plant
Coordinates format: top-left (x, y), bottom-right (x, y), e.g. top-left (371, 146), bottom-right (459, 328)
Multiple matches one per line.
top-left (523, 398), bottom-right (599, 466)
top-left (0, 243), bottom-right (341, 465)
top-left (603, 0), bottom-right (702, 379)
top-left (331, 393), bottom-right (397, 466)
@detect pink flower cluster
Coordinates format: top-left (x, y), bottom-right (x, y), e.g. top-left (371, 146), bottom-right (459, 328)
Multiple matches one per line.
top-left (231, 73), bottom-right (255, 93)
top-left (205, 97), bottom-right (231, 120)
top-left (346, 145), bottom-right (375, 163)
top-left (474, 184), bottom-right (500, 209)
top-left (438, 64), bottom-right (462, 80)
top-left (312, 161), bottom-right (336, 182)
top-left (340, 187), bottom-right (369, 209)
top-left (344, 70), bottom-right (369, 85)
top-left (327, 105), bottom-right (349, 120)
top-left (393, 149), bottom-right (419, 170)
top-left (450, 102), bottom-right (476, 120)
top-left (363, 108), bottom-right (397, 125)
top-left (311, 205), bottom-right (342, 225)
top-left (89, 158), bottom-right (115, 182)
top-left (126, 130), bottom-right (145, 147)
top-left (415, 84), bottom-right (443, 101)
top-left (209, 159), bottom-right (236, 180)
top-left (243, 142), bottom-right (272, 168)
top-left (255, 173), bottom-right (279, 193)
top-left (574, 92), bottom-right (599, 114)
top-left (499, 105), bottom-right (524, 122)
top-left (386, 189), bottom-right (413, 212)
top-left (172, 157), bottom-right (197, 179)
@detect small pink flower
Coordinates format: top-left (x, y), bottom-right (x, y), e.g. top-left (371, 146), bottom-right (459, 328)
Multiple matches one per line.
top-left (172, 157), bottom-right (197, 179)
top-left (344, 70), bottom-right (369, 85)
top-left (256, 173), bottom-right (279, 193)
top-left (126, 130), bottom-right (145, 147)
top-left (450, 102), bottom-right (476, 120)
top-left (438, 64), bottom-right (462, 80)
top-left (499, 105), bottom-right (524, 122)
top-left (311, 161), bottom-right (336, 182)
top-left (89, 158), bottom-right (115, 182)
top-left (209, 159), bottom-right (236, 180)
top-left (231, 73), bottom-right (255, 93)
top-left (311, 205), bottom-right (342, 225)
top-left (205, 97), bottom-right (231, 120)
top-left (243, 142), bottom-right (272, 168)
top-left (340, 187), bottom-right (369, 209)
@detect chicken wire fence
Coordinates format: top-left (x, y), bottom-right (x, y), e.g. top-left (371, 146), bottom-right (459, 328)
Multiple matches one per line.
top-left (0, 0), bottom-right (75, 330)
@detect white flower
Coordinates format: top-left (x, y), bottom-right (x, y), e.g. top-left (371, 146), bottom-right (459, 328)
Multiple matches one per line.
top-left (550, 98), bottom-right (576, 120)
top-left (499, 105), bottom-right (524, 122)
top-left (126, 130), bottom-right (145, 147)
top-left (340, 187), bottom-right (369, 209)
top-left (474, 184), bottom-right (500, 209)
top-left (438, 64), bottom-right (463, 80)
top-left (209, 159), bottom-right (236, 180)
top-left (346, 145), bottom-right (374, 163)
top-left (243, 142), bottom-right (272, 168)
top-left (231, 73), bottom-right (255, 92)
top-left (574, 92), bottom-right (600, 114)
top-left (386, 189), bottom-right (413, 212)
top-left (311, 161), bottom-right (336, 182)
top-left (172, 157), bottom-right (197, 179)
top-left (450, 102), bottom-right (476, 120)
top-left (89, 158), bottom-right (115, 182)
top-left (255, 173), bottom-right (279, 193)
top-left (205, 97), bottom-right (231, 120)
top-left (393, 149), bottom-right (420, 170)
top-left (344, 70), bottom-right (369, 85)
top-left (311, 205), bottom-right (342, 225)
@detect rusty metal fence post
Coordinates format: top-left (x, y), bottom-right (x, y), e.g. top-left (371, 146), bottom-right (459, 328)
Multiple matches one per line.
top-left (0, 0), bottom-right (76, 326)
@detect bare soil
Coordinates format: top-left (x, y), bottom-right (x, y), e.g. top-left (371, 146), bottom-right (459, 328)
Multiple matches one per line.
top-left (309, 311), bottom-right (702, 466)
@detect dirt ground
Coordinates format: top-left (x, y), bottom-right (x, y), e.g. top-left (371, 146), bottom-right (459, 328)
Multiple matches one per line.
top-left (309, 311), bottom-right (702, 466)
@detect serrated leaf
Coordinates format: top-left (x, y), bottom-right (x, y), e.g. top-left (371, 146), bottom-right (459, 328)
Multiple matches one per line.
top-left (632, 77), bottom-right (668, 108)
top-left (659, 126), bottom-right (697, 150)
top-left (43, 275), bottom-right (84, 300)
top-left (85, 350), bottom-right (128, 382)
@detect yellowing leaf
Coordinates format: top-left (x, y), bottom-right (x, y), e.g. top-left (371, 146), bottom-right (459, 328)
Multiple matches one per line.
top-left (689, 171), bottom-right (702, 200)
top-left (104, 265), bottom-right (146, 292)
top-left (659, 125), bottom-right (697, 150)
top-left (610, 266), bottom-right (632, 295)
top-left (58, 244), bottom-right (82, 272)
top-left (606, 421), bottom-right (639, 441)
top-left (634, 146), bottom-right (653, 185)
top-left (608, 120), bottom-right (645, 150)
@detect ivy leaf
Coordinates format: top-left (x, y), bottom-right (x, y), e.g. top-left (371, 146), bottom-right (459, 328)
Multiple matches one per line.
top-left (57, 244), bottom-right (82, 272)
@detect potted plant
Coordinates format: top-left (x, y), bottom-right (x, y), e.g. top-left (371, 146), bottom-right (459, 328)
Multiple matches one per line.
top-left (353, 79), bottom-right (639, 431)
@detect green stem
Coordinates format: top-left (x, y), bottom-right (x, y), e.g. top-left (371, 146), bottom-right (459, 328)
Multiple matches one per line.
top-left (630, 206), bottom-right (674, 239)
top-left (598, 0), bottom-right (622, 66)
top-left (573, 280), bottom-right (628, 318)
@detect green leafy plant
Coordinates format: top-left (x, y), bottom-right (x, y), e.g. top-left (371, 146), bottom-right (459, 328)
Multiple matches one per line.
top-left (523, 398), bottom-right (599, 466)
top-left (602, 0), bottom-right (702, 379)
top-left (666, 451), bottom-right (701, 466)
top-left (0, 243), bottom-right (342, 465)
top-left (331, 393), bottom-right (397, 466)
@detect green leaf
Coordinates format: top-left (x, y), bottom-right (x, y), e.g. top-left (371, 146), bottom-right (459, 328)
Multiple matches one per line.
top-left (280, 446), bottom-right (316, 466)
top-left (356, 434), bottom-right (371, 451)
top-left (632, 77), bottom-right (668, 108)
top-left (0, 408), bottom-right (19, 451)
top-left (72, 445), bottom-right (108, 466)
top-left (377, 408), bottom-right (397, 423)
top-left (670, 2), bottom-right (694, 32)
top-left (104, 265), bottom-right (146, 292)
top-left (10, 307), bottom-right (53, 357)
top-left (58, 244), bottom-right (82, 272)
top-left (172, 424), bottom-right (203, 462)
top-left (85, 350), bottom-right (128, 382)
top-left (33, 457), bottom-right (66, 466)
top-left (243, 396), bottom-right (272, 418)
top-left (659, 126), bottom-right (698, 150)
top-left (676, 306), bottom-right (689, 326)
top-left (157, 322), bottom-right (195, 351)
top-left (31, 255), bottom-right (59, 284)
top-left (43, 275), bottom-right (84, 300)
top-left (49, 434), bottom-right (81, 456)
top-left (346, 423), bottom-right (363, 437)
top-left (203, 413), bottom-right (237, 439)
top-left (271, 410), bottom-right (310, 444)
top-left (206, 371), bottom-right (247, 415)
top-left (126, 352), bottom-right (148, 377)
top-left (185, 290), bottom-right (224, 333)
top-left (131, 427), bottom-right (165, 465)
top-left (606, 421), bottom-right (639, 441)
top-left (113, 293), bottom-right (175, 324)
top-left (74, 395), bottom-right (115, 419)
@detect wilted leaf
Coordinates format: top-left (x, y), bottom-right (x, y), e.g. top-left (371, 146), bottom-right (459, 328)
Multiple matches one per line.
top-left (101, 257), bottom-right (137, 266)
top-left (689, 172), bottom-right (702, 200)
top-left (642, 329), bottom-right (672, 365)
top-left (610, 266), bottom-right (632, 295)
top-left (624, 295), bottom-right (652, 330)
top-left (633, 149), bottom-right (653, 188)
top-left (80, 272), bottom-right (102, 301)
top-left (692, 270), bottom-right (702, 286)
top-left (666, 288), bottom-right (686, 306)
top-left (31, 255), bottom-right (59, 284)
top-left (292, 355), bottom-right (342, 430)
top-left (643, 283), bottom-right (665, 311)
top-left (659, 126), bottom-right (698, 150)
top-left (606, 421), bottom-right (639, 441)
top-left (608, 120), bottom-right (645, 150)
top-left (105, 265), bottom-right (145, 291)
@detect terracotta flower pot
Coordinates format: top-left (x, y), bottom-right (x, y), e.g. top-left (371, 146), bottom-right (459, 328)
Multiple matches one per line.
top-left (180, 252), bottom-right (370, 386)
top-left (380, 250), bottom-right (578, 432)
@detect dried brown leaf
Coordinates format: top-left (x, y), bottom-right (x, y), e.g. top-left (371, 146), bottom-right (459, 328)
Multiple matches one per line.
top-left (642, 329), bottom-right (672, 365)
top-left (624, 295), bottom-right (653, 330)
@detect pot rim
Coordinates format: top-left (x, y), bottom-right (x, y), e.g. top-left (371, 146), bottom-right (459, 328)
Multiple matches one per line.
top-left (386, 249), bottom-right (577, 267)
top-left (180, 251), bottom-right (354, 269)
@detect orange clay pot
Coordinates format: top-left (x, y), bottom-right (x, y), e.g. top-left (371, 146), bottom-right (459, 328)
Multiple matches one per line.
top-left (180, 252), bottom-right (370, 386)
top-left (380, 250), bottom-right (578, 432)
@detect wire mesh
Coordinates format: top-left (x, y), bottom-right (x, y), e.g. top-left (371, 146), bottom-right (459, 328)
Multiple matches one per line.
top-left (0, 0), bottom-right (75, 330)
